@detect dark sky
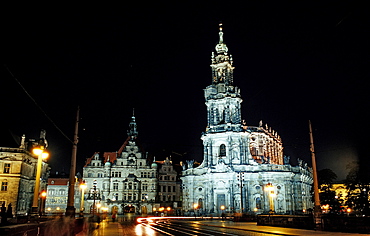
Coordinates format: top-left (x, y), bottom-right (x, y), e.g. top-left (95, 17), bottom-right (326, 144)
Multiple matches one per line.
top-left (2, 2), bottom-right (369, 180)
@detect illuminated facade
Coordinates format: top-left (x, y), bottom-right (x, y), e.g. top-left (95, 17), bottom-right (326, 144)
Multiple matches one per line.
top-left (181, 25), bottom-right (313, 215)
top-left (0, 133), bottom-right (49, 216)
top-left (83, 115), bottom-right (181, 215)
top-left (44, 177), bottom-right (82, 214)
top-left (156, 157), bottom-right (182, 215)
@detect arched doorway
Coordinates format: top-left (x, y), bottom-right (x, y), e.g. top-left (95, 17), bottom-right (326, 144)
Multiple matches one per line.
top-left (124, 204), bottom-right (135, 213)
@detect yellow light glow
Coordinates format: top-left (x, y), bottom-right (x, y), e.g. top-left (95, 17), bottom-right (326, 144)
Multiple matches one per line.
top-left (265, 183), bottom-right (273, 191)
top-left (56, 207), bottom-right (60, 211)
top-left (166, 207), bottom-right (171, 211)
top-left (193, 203), bottom-right (198, 209)
top-left (33, 147), bottom-right (49, 159)
top-left (101, 207), bottom-right (108, 212)
top-left (80, 182), bottom-right (87, 189)
top-left (47, 207), bottom-right (51, 211)
top-left (153, 207), bottom-right (157, 211)
top-left (220, 205), bottom-right (225, 210)
top-left (41, 152), bottom-right (49, 159)
top-left (41, 191), bottom-right (47, 198)
top-left (33, 148), bottom-right (43, 155)
top-left (97, 203), bottom-right (101, 208)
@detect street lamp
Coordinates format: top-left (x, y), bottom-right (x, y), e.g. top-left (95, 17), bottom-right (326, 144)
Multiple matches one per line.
top-left (265, 183), bottom-right (275, 214)
top-left (220, 205), bottom-right (225, 219)
top-left (97, 203), bottom-right (101, 216)
top-left (40, 190), bottom-right (47, 216)
top-left (31, 146), bottom-right (49, 215)
top-left (40, 190), bottom-right (46, 216)
top-left (193, 203), bottom-right (198, 218)
top-left (92, 180), bottom-right (98, 216)
top-left (79, 181), bottom-right (87, 217)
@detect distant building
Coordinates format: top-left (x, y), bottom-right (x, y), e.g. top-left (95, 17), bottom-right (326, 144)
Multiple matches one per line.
top-left (156, 157), bottom-right (182, 215)
top-left (0, 131), bottom-right (49, 216)
top-left (83, 115), bottom-right (162, 215)
top-left (181, 24), bottom-right (313, 215)
top-left (44, 175), bottom-right (82, 214)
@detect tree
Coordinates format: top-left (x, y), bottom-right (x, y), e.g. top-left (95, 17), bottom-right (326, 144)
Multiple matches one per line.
top-left (318, 169), bottom-right (342, 213)
top-left (345, 162), bottom-right (370, 216)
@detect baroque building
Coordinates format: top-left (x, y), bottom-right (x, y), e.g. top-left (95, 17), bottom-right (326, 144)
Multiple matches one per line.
top-left (0, 131), bottom-right (49, 216)
top-left (83, 115), bottom-right (182, 215)
top-left (181, 24), bottom-right (313, 215)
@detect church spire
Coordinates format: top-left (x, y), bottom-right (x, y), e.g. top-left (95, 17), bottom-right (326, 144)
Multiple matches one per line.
top-left (211, 23), bottom-right (234, 86)
top-left (218, 23), bottom-right (224, 43)
top-left (127, 110), bottom-right (138, 139)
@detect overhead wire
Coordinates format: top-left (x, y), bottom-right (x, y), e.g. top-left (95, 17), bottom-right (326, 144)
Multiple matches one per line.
top-left (4, 64), bottom-right (74, 145)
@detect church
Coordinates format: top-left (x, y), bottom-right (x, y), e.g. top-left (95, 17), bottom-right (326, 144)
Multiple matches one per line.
top-left (181, 24), bottom-right (313, 215)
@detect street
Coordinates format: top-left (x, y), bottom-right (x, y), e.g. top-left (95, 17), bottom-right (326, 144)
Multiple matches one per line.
top-left (89, 218), bottom-right (362, 236)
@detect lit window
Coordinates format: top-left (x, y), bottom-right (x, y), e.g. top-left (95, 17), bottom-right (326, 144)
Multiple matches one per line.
top-left (3, 163), bottom-right (10, 173)
top-left (1, 181), bottom-right (8, 191)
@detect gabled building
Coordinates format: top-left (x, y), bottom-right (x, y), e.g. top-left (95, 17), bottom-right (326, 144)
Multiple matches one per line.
top-left (181, 24), bottom-right (313, 216)
top-left (83, 115), bottom-right (158, 215)
top-left (156, 157), bottom-right (182, 215)
top-left (0, 131), bottom-right (49, 216)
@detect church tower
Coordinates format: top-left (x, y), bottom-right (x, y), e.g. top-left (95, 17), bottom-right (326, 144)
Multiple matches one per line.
top-left (205, 23), bottom-right (242, 132)
top-left (181, 24), bottom-right (313, 216)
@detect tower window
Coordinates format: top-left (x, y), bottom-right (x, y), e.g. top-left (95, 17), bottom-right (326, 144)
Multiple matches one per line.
top-left (219, 144), bottom-right (226, 157)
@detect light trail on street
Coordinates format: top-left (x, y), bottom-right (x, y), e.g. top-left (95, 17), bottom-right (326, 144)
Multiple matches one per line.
top-left (138, 220), bottom-right (285, 236)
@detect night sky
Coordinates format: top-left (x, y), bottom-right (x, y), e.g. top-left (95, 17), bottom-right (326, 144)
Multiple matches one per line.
top-left (2, 2), bottom-right (369, 180)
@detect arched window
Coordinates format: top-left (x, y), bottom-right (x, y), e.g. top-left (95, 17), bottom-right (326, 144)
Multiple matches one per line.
top-left (198, 198), bottom-right (203, 209)
top-left (256, 197), bottom-right (261, 209)
top-left (219, 144), bottom-right (226, 157)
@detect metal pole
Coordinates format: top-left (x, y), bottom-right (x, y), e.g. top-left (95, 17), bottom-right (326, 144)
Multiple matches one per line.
top-left (309, 120), bottom-right (322, 229)
top-left (93, 186), bottom-right (96, 217)
top-left (66, 107), bottom-right (80, 217)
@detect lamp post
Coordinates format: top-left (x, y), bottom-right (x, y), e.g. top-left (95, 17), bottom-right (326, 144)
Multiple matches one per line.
top-left (31, 146), bottom-right (49, 215)
top-left (92, 180), bottom-right (97, 216)
top-left (265, 183), bottom-right (275, 214)
top-left (40, 190), bottom-right (47, 216)
top-left (97, 203), bottom-right (101, 217)
top-left (193, 203), bottom-right (198, 218)
top-left (220, 205), bottom-right (225, 220)
top-left (79, 181), bottom-right (86, 217)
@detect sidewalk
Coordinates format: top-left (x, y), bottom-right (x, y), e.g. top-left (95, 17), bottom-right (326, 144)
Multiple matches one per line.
top-left (195, 220), bottom-right (365, 236)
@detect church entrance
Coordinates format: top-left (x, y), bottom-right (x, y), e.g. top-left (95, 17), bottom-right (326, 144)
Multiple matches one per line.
top-left (217, 194), bottom-right (226, 213)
